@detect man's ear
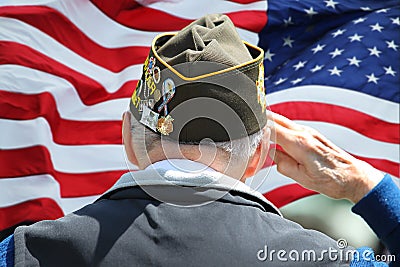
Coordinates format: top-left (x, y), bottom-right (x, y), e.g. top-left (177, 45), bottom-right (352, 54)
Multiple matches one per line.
top-left (242, 127), bottom-right (271, 180)
top-left (122, 112), bottom-right (139, 166)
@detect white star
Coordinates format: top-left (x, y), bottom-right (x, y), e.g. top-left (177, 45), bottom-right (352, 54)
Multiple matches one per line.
top-left (366, 73), bottom-right (379, 84)
top-left (368, 46), bottom-right (382, 57)
top-left (386, 40), bottom-right (399, 51)
top-left (304, 7), bottom-right (318, 18)
top-left (347, 57), bottom-right (361, 67)
top-left (283, 16), bottom-right (294, 27)
top-left (274, 77), bottom-right (287, 85)
top-left (290, 77), bottom-right (305, 85)
top-left (329, 48), bottom-right (344, 58)
top-left (264, 49), bottom-right (275, 62)
top-left (348, 33), bottom-right (364, 42)
top-left (332, 28), bottom-right (347, 38)
top-left (310, 65), bottom-right (324, 73)
top-left (283, 36), bottom-right (295, 48)
top-left (391, 17), bottom-right (400, 26)
top-left (361, 7), bottom-right (371, 11)
top-left (376, 8), bottom-right (389, 13)
top-left (328, 66), bottom-right (343, 76)
top-left (383, 66), bottom-right (396, 76)
top-left (311, 44), bottom-right (326, 54)
top-left (324, 0), bottom-right (338, 9)
top-left (370, 23), bottom-right (384, 32)
top-left (293, 61), bottom-right (307, 71)
top-left (353, 17), bottom-right (367, 24)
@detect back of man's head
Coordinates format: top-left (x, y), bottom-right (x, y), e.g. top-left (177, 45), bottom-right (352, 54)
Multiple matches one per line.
top-left (124, 14), bottom-right (269, 179)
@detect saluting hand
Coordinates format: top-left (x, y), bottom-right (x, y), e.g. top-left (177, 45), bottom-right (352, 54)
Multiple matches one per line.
top-left (266, 111), bottom-right (383, 203)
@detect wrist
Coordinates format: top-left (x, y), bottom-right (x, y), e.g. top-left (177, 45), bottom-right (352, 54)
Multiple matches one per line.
top-left (349, 162), bottom-right (384, 203)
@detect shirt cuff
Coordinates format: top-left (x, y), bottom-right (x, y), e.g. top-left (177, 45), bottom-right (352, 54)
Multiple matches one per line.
top-left (352, 174), bottom-right (400, 251)
top-left (0, 234), bottom-right (14, 267)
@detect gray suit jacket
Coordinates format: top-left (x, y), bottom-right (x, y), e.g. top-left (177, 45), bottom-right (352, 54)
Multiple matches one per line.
top-left (14, 168), bottom-right (351, 266)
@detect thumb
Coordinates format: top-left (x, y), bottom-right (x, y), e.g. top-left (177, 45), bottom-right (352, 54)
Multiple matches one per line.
top-left (269, 148), bottom-right (302, 180)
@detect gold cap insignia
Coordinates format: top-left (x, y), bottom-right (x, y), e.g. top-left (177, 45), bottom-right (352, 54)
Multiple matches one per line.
top-left (157, 115), bottom-right (174, 135)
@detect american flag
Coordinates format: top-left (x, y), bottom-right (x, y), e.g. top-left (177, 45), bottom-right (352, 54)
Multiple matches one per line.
top-left (0, 0), bottom-right (398, 234)
top-left (251, 0), bottom-right (400, 206)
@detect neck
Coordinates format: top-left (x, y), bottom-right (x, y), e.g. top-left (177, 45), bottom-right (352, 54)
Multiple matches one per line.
top-left (140, 144), bottom-right (247, 181)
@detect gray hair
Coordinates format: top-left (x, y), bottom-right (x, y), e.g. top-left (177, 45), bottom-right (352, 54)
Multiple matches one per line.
top-left (129, 112), bottom-right (263, 162)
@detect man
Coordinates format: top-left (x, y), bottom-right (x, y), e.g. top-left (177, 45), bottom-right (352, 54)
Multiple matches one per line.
top-left (0, 14), bottom-right (398, 266)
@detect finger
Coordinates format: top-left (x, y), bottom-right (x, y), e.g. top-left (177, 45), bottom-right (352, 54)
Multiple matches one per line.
top-left (271, 149), bottom-right (320, 190)
top-left (269, 149), bottom-right (301, 178)
top-left (304, 126), bottom-right (346, 154)
top-left (268, 122), bottom-right (310, 163)
top-left (267, 111), bottom-right (304, 131)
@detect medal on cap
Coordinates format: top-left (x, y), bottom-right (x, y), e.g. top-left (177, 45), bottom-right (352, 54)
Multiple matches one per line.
top-left (140, 105), bottom-right (159, 132)
top-left (157, 115), bottom-right (174, 135)
top-left (158, 78), bottom-right (176, 115)
top-left (153, 89), bottom-right (161, 102)
top-left (147, 57), bottom-right (156, 74)
top-left (153, 67), bottom-right (161, 84)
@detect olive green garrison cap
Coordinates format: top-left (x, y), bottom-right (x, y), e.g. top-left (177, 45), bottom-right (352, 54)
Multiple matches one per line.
top-left (130, 14), bottom-right (267, 142)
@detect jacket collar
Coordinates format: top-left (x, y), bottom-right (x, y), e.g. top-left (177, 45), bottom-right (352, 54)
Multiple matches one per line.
top-left (105, 159), bottom-right (281, 215)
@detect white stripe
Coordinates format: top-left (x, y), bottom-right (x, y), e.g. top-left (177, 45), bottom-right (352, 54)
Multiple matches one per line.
top-left (248, 166), bottom-right (400, 195)
top-left (392, 176), bottom-right (400, 188)
top-left (267, 85), bottom-right (400, 123)
top-left (0, 18), bottom-right (257, 94)
top-left (1, 117), bottom-right (397, 172)
top-left (0, 174), bottom-right (61, 207)
top-left (0, 174), bottom-right (100, 214)
top-left (3, 66), bottom-right (396, 123)
top-left (0, 65), bottom-right (129, 121)
top-left (60, 195), bottom-right (100, 215)
top-left (0, 0), bottom-right (162, 47)
top-left (295, 120), bottom-right (399, 163)
top-left (145, 0), bottom-right (267, 19)
top-left (237, 28), bottom-right (259, 45)
top-left (0, 0), bottom-right (260, 47)
top-left (246, 165), bottom-right (295, 193)
top-left (0, 118), bottom-right (128, 172)
top-left (0, 17), bottom-right (142, 93)
top-left (4, 171), bottom-right (398, 216)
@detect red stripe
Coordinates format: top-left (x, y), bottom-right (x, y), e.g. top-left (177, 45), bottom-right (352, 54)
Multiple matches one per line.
top-left (262, 154), bottom-right (399, 179)
top-left (54, 170), bottom-right (125, 197)
top-left (0, 41), bottom-right (134, 105)
top-left (107, 4), bottom-right (192, 32)
top-left (91, 0), bottom-right (267, 32)
top-left (262, 147), bottom-right (399, 179)
top-left (270, 102), bottom-right (400, 144)
top-left (261, 144), bottom-right (278, 168)
top-left (353, 155), bottom-right (400, 178)
top-left (0, 91), bottom-right (122, 145)
top-left (226, 11), bottom-right (267, 33)
top-left (4, 86), bottom-right (395, 147)
top-left (0, 198), bottom-right (64, 231)
top-left (228, 0), bottom-right (263, 4)
top-left (263, 160), bottom-right (399, 208)
top-left (1, 145), bottom-right (397, 199)
top-left (262, 145), bottom-right (399, 179)
top-left (263, 184), bottom-right (318, 208)
top-left (0, 147), bottom-right (125, 197)
top-left (0, 6), bottom-right (150, 73)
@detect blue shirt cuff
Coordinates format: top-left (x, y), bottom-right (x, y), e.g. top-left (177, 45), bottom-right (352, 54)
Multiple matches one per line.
top-left (0, 234), bottom-right (14, 267)
top-left (352, 174), bottom-right (400, 257)
top-left (350, 247), bottom-right (388, 266)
